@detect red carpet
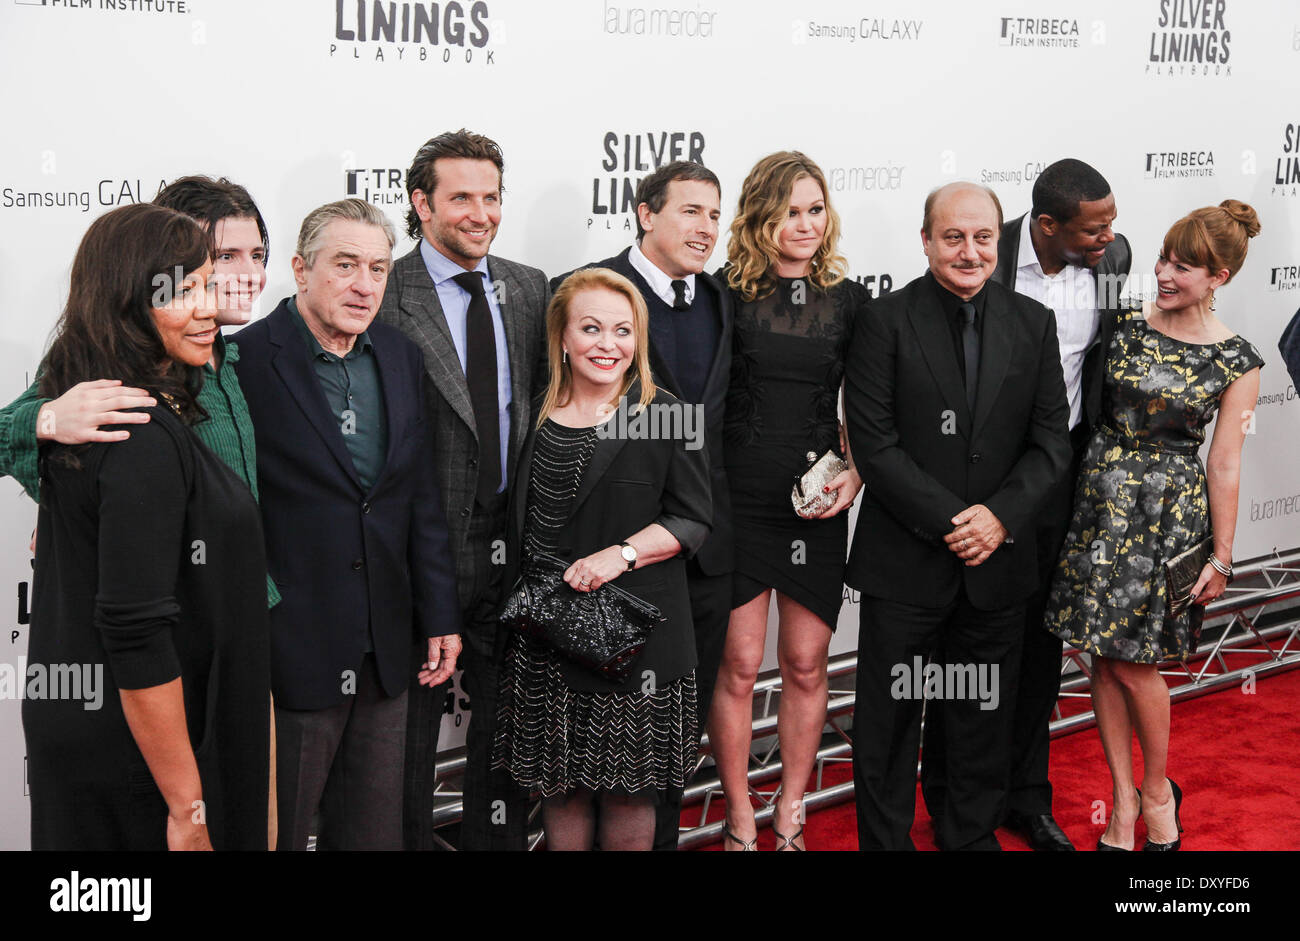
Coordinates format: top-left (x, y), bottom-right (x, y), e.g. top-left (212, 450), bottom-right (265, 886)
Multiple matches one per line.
top-left (694, 665), bottom-right (1300, 850)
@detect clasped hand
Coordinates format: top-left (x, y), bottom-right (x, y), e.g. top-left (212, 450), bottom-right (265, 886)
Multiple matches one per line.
top-left (943, 504), bottom-right (1008, 567)
top-left (564, 546), bottom-right (627, 592)
top-left (1189, 562), bottom-right (1227, 606)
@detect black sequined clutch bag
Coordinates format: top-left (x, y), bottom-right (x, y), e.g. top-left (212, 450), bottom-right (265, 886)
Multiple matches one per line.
top-left (499, 550), bottom-right (666, 682)
top-left (1163, 536), bottom-right (1217, 653)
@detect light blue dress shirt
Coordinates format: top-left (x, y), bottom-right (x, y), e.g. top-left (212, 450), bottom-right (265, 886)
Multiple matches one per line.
top-left (419, 238), bottom-right (512, 492)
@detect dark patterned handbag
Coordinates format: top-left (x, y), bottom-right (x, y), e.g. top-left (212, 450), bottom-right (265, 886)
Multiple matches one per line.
top-left (499, 550), bottom-right (665, 682)
top-left (1163, 536), bottom-right (1219, 654)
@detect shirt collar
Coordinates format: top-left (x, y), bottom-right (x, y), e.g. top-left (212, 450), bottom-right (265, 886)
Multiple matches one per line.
top-left (926, 270), bottom-right (987, 321)
top-left (629, 242), bottom-right (695, 306)
top-left (420, 237), bottom-right (491, 288)
top-left (288, 295), bottom-right (373, 359)
top-left (207, 331), bottom-right (234, 373)
top-left (1019, 213), bottom-right (1088, 279)
top-left (1017, 213), bottom-right (1042, 274)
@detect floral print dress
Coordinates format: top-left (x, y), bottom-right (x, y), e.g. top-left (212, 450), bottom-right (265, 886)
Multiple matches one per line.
top-left (1045, 309), bottom-right (1264, 663)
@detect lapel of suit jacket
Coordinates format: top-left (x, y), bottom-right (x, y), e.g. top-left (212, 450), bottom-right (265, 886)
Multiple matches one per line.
top-left (907, 283), bottom-right (972, 437)
top-left (396, 249), bottom-right (477, 434)
top-left (611, 249), bottom-right (685, 397)
top-left (268, 301), bottom-right (363, 490)
top-left (488, 255), bottom-right (535, 464)
top-left (512, 415), bottom-right (538, 548)
top-left (696, 271), bottom-right (731, 400)
top-left (566, 379), bottom-right (643, 523)
top-left (366, 326), bottom-right (406, 494)
top-left (992, 214), bottom-right (1024, 289)
top-left (970, 288), bottom-right (1013, 436)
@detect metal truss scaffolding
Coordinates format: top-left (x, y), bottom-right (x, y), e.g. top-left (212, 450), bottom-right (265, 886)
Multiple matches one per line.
top-left (427, 548), bottom-right (1300, 850)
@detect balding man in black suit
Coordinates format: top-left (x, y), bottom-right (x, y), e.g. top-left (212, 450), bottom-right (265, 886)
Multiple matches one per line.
top-left (846, 182), bottom-right (1071, 851)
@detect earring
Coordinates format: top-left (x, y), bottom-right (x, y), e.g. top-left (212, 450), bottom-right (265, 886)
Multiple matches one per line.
top-left (563, 349), bottom-right (568, 364)
top-left (1209, 291), bottom-right (1216, 312)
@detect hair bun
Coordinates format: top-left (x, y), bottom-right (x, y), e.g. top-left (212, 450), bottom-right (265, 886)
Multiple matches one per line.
top-left (1218, 199), bottom-right (1261, 238)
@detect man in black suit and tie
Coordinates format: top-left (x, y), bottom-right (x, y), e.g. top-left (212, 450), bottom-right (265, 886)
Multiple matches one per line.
top-left (377, 129), bottom-right (550, 851)
top-left (922, 160), bottom-right (1131, 850)
top-left (846, 182), bottom-right (1071, 851)
top-left (555, 161), bottom-right (733, 850)
top-left (232, 198), bottom-right (462, 850)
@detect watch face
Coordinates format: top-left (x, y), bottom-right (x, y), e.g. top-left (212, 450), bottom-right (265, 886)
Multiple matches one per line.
top-left (621, 545), bottom-right (636, 562)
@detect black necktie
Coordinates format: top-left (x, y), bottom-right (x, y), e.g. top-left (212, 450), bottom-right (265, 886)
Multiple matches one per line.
top-left (670, 279), bottom-right (690, 311)
top-left (452, 271), bottom-right (501, 505)
top-left (960, 301), bottom-right (979, 412)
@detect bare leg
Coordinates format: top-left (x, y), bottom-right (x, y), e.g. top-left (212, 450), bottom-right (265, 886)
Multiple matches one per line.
top-left (772, 593), bottom-right (832, 850)
top-left (542, 788), bottom-right (597, 851)
top-left (706, 591), bottom-right (770, 849)
top-left (1108, 659), bottom-right (1176, 844)
top-left (596, 792), bottom-right (656, 851)
top-left (1091, 656), bottom-right (1141, 849)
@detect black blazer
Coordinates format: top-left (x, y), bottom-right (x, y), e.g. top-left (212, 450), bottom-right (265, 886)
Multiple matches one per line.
top-left (231, 297), bottom-right (462, 711)
top-left (992, 214), bottom-right (1132, 433)
top-left (844, 274), bottom-right (1072, 611)
top-left (502, 385), bottom-right (712, 694)
top-left (551, 247), bottom-right (733, 577)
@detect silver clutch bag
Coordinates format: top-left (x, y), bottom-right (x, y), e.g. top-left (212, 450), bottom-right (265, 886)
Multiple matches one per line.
top-left (791, 450), bottom-right (848, 519)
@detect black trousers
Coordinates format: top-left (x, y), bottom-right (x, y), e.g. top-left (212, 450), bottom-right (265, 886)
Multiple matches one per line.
top-left (921, 430), bottom-right (1083, 820)
top-left (852, 589), bottom-right (1023, 851)
top-left (402, 501), bottom-right (529, 851)
top-left (652, 564), bottom-right (732, 850)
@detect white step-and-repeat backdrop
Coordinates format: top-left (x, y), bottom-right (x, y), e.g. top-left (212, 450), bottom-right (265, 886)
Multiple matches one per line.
top-left (1, 0), bottom-right (1297, 848)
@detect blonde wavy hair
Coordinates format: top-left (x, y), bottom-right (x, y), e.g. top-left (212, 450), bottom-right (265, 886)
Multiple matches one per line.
top-left (537, 268), bottom-right (657, 427)
top-left (725, 151), bottom-right (848, 302)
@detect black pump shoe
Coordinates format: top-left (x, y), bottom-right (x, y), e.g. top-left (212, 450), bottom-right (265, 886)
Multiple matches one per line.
top-left (1142, 779), bottom-right (1184, 852)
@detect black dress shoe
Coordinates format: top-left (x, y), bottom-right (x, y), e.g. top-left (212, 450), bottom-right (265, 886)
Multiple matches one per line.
top-left (1004, 811), bottom-right (1076, 851)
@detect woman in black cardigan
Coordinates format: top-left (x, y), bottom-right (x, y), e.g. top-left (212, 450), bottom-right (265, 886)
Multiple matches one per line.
top-left (492, 267), bottom-right (712, 851)
top-left (24, 203), bottom-right (270, 850)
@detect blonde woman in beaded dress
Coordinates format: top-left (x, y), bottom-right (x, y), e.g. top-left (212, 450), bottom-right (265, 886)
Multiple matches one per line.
top-left (492, 267), bottom-right (712, 850)
top-left (1045, 201), bottom-right (1263, 852)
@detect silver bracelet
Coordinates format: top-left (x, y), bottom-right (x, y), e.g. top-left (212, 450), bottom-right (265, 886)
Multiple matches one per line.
top-left (1209, 554), bottom-right (1233, 578)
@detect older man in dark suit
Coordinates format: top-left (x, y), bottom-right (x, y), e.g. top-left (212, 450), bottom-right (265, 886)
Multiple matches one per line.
top-left (232, 198), bottom-right (462, 851)
top-left (922, 160), bottom-right (1132, 850)
top-left (553, 161), bottom-right (733, 850)
top-left (846, 182), bottom-right (1072, 851)
top-left (377, 129), bottom-right (550, 851)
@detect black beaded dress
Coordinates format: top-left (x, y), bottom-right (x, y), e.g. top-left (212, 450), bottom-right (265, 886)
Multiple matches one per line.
top-left (1045, 309), bottom-right (1264, 663)
top-left (492, 419), bottom-right (699, 797)
top-left (723, 274), bottom-right (870, 629)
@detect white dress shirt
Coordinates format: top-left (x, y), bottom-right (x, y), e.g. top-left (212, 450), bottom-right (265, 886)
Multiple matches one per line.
top-left (629, 242), bottom-right (695, 306)
top-left (1015, 213), bottom-right (1099, 430)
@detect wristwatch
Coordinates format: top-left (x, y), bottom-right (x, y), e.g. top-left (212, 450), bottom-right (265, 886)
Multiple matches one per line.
top-left (619, 542), bottom-right (638, 571)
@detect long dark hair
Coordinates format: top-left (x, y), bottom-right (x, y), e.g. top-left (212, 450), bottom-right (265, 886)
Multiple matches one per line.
top-left (40, 203), bottom-right (210, 433)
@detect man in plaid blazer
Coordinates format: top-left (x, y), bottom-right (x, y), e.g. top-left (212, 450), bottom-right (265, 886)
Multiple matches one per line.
top-left (378, 129), bottom-right (550, 851)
